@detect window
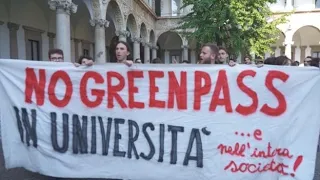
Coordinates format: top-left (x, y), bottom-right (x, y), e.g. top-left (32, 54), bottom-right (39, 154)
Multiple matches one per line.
top-left (28, 40), bottom-right (40, 61)
top-left (312, 52), bottom-right (320, 58)
top-left (155, 0), bottom-right (161, 16)
top-left (316, 0), bottom-right (320, 8)
top-left (172, 0), bottom-right (178, 16)
top-left (83, 49), bottom-right (89, 56)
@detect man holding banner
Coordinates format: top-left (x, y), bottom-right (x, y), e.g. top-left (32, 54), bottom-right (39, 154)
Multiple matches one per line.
top-left (0, 58), bottom-right (320, 180)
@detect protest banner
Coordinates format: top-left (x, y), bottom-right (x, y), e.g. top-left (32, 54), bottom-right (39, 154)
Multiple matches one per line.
top-left (0, 59), bottom-right (320, 180)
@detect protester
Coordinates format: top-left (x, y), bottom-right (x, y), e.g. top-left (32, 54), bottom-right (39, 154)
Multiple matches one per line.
top-left (264, 55), bottom-right (291, 66)
top-left (135, 58), bottom-right (142, 64)
top-left (152, 58), bottom-right (162, 64)
top-left (228, 58), bottom-right (236, 64)
top-left (74, 55), bottom-right (94, 67)
top-left (48, 48), bottom-right (64, 62)
top-left (182, 60), bottom-right (190, 64)
top-left (244, 56), bottom-right (252, 64)
top-left (292, 61), bottom-right (300, 66)
top-left (217, 47), bottom-right (228, 64)
top-left (310, 57), bottom-right (320, 68)
top-left (199, 43), bottom-right (219, 64)
top-left (304, 56), bottom-right (313, 66)
top-left (256, 59), bottom-right (264, 66)
top-left (199, 44), bottom-right (236, 66)
top-left (276, 55), bottom-right (292, 66)
top-left (115, 41), bottom-right (133, 67)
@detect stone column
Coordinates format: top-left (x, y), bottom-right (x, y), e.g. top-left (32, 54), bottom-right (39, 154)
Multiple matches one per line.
top-left (190, 49), bottom-right (196, 64)
top-left (275, 47), bottom-right (281, 57)
top-left (164, 50), bottom-right (170, 64)
top-left (73, 39), bottom-right (80, 60)
top-left (47, 32), bottom-right (55, 50)
top-left (152, 45), bottom-right (158, 59)
top-left (294, 46), bottom-right (301, 62)
top-left (264, 52), bottom-right (271, 59)
top-left (144, 42), bottom-right (151, 63)
top-left (48, 0), bottom-right (77, 62)
top-left (71, 38), bottom-right (75, 62)
top-left (305, 46), bottom-right (312, 57)
top-left (17, 25), bottom-right (26, 59)
top-left (0, 21), bottom-right (10, 58)
top-left (181, 45), bottom-right (189, 61)
top-left (270, 0), bottom-right (285, 11)
top-left (286, 0), bottom-right (293, 9)
top-left (236, 53), bottom-right (242, 63)
top-left (90, 18), bottom-right (109, 64)
top-left (89, 43), bottom-right (94, 57)
top-left (77, 39), bottom-right (83, 57)
top-left (41, 33), bottom-right (50, 61)
top-left (284, 41), bottom-right (293, 59)
top-left (7, 22), bottom-right (19, 59)
top-left (132, 37), bottom-right (140, 61)
top-left (250, 52), bottom-right (256, 60)
top-left (116, 30), bottom-right (128, 42)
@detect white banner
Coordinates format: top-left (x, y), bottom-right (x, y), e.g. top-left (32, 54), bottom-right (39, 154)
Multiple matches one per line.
top-left (1, 59), bottom-right (320, 180)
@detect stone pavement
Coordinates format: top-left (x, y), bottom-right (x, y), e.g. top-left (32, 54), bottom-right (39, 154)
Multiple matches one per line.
top-left (1, 140), bottom-right (320, 179)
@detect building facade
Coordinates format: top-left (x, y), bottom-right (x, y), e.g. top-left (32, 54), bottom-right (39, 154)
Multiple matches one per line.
top-left (269, 0), bottom-right (320, 63)
top-left (0, 0), bottom-right (319, 64)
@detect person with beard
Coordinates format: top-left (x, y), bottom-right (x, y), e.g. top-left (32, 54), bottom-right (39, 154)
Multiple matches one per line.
top-left (199, 43), bottom-right (236, 66)
top-left (199, 43), bottom-right (219, 64)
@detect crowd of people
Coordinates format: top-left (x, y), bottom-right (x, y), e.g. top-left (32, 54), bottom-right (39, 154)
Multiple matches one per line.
top-left (1, 40), bottom-right (320, 180)
top-left (48, 41), bottom-right (320, 69)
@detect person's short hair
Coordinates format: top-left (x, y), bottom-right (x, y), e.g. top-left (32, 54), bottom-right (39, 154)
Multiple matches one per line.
top-left (78, 55), bottom-right (93, 64)
top-left (219, 47), bottom-right (228, 54)
top-left (310, 57), bottom-right (320, 67)
top-left (276, 55), bottom-right (291, 65)
top-left (264, 56), bottom-right (291, 65)
top-left (182, 60), bottom-right (190, 63)
top-left (244, 56), bottom-right (251, 60)
top-left (152, 58), bottom-right (162, 64)
top-left (135, 58), bottom-right (142, 63)
top-left (115, 41), bottom-right (133, 60)
top-left (292, 61), bottom-right (300, 66)
top-left (48, 49), bottom-right (63, 58)
top-left (229, 58), bottom-right (235, 62)
top-left (202, 43), bottom-right (219, 57)
top-left (264, 57), bottom-right (276, 65)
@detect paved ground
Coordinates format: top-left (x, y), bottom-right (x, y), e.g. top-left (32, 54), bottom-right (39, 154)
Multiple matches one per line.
top-left (1, 141), bottom-right (320, 179)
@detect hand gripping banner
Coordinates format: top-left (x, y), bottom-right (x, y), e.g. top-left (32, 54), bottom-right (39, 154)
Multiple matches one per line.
top-left (0, 59), bottom-right (320, 180)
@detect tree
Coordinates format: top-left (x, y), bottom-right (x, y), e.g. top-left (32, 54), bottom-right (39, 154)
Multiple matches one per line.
top-left (178, 0), bottom-right (289, 57)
